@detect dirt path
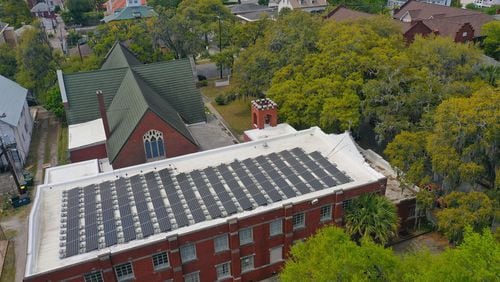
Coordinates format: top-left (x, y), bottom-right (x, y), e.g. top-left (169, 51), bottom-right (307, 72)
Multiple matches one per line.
top-left (0, 109), bottom-right (60, 282)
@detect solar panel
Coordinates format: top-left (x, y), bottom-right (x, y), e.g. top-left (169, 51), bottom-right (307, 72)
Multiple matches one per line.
top-left (161, 172), bottom-right (190, 227)
top-left (99, 182), bottom-right (117, 247)
top-left (203, 167), bottom-right (238, 215)
top-left (230, 161), bottom-right (268, 205)
top-left (148, 178), bottom-right (173, 232)
top-left (256, 156), bottom-right (296, 198)
top-left (309, 151), bottom-right (352, 184)
top-left (217, 164), bottom-right (253, 210)
top-left (189, 171), bottom-right (222, 219)
top-left (268, 155), bottom-right (310, 194)
top-left (279, 150), bottom-right (323, 190)
top-left (176, 173), bottom-right (205, 223)
top-left (242, 159), bottom-right (282, 202)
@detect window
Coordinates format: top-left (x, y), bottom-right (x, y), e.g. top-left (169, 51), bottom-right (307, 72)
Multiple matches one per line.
top-left (216, 262), bottom-right (231, 280)
top-left (462, 31), bottom-right (468, 37)
top-left (180, 244), bottom-right (197, 263)
top-left (342, 199), bottom-right (353, 210)
top-left (241, 255), bottom-right (254, 273)
top-left (292, 213), bottom-right (305, 230)
top-left (84, 271), bottom-right (103, 282)
top-left (269, 219), bottom-right (282, 237)
top-left (239, 228), bottom-right (253, 245)
top-left (184, 272), bottom-right (200, 282)
top-left (114, 262), bottom-right (134, 281)
top-left (269, 246), bottom-right (283, 264)
top-left (152, 252), bottom-right (169, 270)
top-left (320, 205), bottom-right (332, 221)
top-left (214, 234), bottom-right (229, 253)
top-left (143, 130), bottom-right (165, 160)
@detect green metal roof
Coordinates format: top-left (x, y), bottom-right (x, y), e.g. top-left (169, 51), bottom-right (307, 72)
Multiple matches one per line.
top-left (60, 42), bottom-right (205, 164)
top-left (101, 42), bottom-right (142, 70)
top-left (102, 5), bottom-right (158, 23)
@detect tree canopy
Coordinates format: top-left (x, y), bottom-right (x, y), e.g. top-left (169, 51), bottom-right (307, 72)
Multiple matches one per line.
top-left (344, 194), bottom-right (398, 245)
top-left (0, 0), bottom-right (33, 28)
top-left (281, 226), bottom-right (500, 282)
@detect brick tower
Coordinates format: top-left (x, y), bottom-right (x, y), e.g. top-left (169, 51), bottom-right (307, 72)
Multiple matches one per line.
top-left (251, 98), bottom-right (278, 129)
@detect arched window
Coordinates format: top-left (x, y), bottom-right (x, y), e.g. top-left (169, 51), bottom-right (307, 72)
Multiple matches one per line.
top-left (143, 130), bottom-right (165, 160)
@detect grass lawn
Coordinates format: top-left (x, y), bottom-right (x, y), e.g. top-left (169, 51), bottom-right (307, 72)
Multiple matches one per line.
top-left (0, 241), bottom-right (15, 282)
top-left (57, 124), bottom-right (69, 165)
top-left (200, 81), bottom-right (252, 136)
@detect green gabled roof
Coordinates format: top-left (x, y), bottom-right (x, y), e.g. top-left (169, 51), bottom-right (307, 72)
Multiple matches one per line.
top-left (106, 70), bottom-right (197, 163)
top-left (102, 5), bottom-right (158, 23)
top-left (131, 59), bottom-right (206, 124)
top-left (101, 42), bottom-right (142, 70)
top-left (63, 67), bottom-right (129, 125)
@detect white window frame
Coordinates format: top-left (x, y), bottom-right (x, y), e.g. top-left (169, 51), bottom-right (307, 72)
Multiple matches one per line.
top-left (214, 234), bottom-right (229, 253)
top-left (269, 219), bottom-right (282, 237)
top-left (239, 227), bottom-right (253, 245)
top-left (320, 205), bottom-right (332, 221)
top-left (84, 271), bottom-right (104, 282)
top-left (180, 244), bottom-right (197, 263)
top-left (114, 262), bottom-right (134, 282)
top-left (152, 252), bottom-right (169, 270)
top-left (292, 213), bottom-right (305, 230)
top-left (241, 255), bottom-right (254, 273)
top-left (184, 271), bottom-right (200, 282)
top-left (216, 261), bottom-right (231, 280)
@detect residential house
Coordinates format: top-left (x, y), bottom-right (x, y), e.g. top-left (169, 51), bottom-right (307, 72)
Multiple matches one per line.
top-left (30, 2), bottom-right (56, 18)
top-left (57, 42), bottom-right (205, 169)
top-left (0, 75), bottom-right (34, 170)
top-left (277, 0), bottom-right (328, 13)
top-left (230, 3), bottom-right (277, 22)
top-left (326, 3), bottom-right (495, 43)
top-left (393, 0), bottom-right (495, 42)
top-left (472, 0), bottom-right (500, 7)
top-left (388, 0), bottom-right (452, 8)
top-left (102, 0), bottom-right (156, 23)
top-left (105, 0), bottom-right (147, 14)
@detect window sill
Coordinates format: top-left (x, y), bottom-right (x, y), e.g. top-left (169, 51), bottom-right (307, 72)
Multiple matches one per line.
top-left (153, 265), bottom-right (170, 272)
top-left (293, 226), bottom-right (305, 231)
top-left (181, 258), bottom-right (197, 264)
top-left (241, 268), bottom-right (254, 274)
top-left (269, 233), bottom-right (283, 238)
top-left (320, 217), bottom-right (332, 222)
top-left (215, 249), bottom-right (230, 254)
top-left (239, 242), bottom-right (253, 247)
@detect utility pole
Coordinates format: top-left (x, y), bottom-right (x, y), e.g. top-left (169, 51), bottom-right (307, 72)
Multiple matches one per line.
top-left (0, 113), bottom-right (22, 194)
top-left (218, 15), bottom-right (223, 79)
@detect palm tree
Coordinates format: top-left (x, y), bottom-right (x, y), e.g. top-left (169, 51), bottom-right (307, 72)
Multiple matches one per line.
top-left (344, 194), bottom-right (398, 245)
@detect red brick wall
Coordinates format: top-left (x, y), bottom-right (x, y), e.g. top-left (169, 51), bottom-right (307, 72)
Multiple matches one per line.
top-left (70, 143), bottom-right (107, 163)
top-left (454, 23), bottom-right (475, 43)
top-left (25, 181), bottom-right (386, 282)
top-left (251, 107), bottom-right (278, 129)
top-left (112, 110), bottom-right (199, 169)
top-left (403, 21), bottom-right (433, 43)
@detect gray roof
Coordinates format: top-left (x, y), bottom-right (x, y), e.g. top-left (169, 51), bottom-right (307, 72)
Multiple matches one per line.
top-left (102, 5), bottom-right (157, 23)
top-left (59, 147), bottom-right (352, 258)
top-left (0, 75), bottom-right (28, 127)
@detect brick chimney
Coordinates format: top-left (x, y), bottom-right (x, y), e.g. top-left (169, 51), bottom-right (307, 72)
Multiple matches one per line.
top-left (251, 98), bottom-right (278, 129)
top-left (96, 90), bottom-right (110, 139)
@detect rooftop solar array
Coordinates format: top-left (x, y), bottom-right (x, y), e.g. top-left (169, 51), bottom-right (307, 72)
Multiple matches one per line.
top-left (58, 148), bottom-right (352, 258)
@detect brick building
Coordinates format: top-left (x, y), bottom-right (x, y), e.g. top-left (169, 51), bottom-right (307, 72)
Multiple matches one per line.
top-left (57, 42), bottom-right (205, 169)
top-left (325, 2), bottom-right (495, 43)
top-left (25, 125), bottom-right (389, 282)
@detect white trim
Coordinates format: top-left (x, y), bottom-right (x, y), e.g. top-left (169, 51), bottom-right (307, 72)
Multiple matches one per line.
top-left (57, 70), bottom-right (68, 104)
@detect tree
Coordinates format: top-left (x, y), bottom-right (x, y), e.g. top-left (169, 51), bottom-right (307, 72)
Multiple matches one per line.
top-left (64, 0), bottom-right (93, 25)
top-left (266, 16), bottom-right (402, 132)
top-left (233, 11), bottom-right (321, 97)
top-left (148, 0), bottom-right (182, 9)
top-left (280, 226), bottom-right (400, 282)
top-left (15, 26), bottom-right (55, 98)
top-left (344, 194), bottom-right (398, 245)
top-left (426, 87), bottom-right (499, 188)
top-left (0, 0), bottom-right (33, 28)
top-left (384, 131), bottom-right (432, 187)
top-left (482, 21), bottom-right (500, 60)
top-left (0, 44), bottom-right (17, 79)
top-left (401, 227), bottom-right (500, 281)
top-left (450, 0), bottom-right (461, 7)
top-left (436, 191), bottom-right (494, 243)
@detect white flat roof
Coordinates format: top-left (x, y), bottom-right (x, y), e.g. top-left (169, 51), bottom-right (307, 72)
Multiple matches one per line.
top-left (244, 123), bottom-right (297, 141)
top-left (44, 160), bottom-right (100, 185)
top-left (68, 118), bottom-right (106, 150)
top-left (26, 126), bottom-right (385, 277)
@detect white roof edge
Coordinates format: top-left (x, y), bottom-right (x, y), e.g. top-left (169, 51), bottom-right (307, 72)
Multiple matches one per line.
top-left (57, 70), bottom-right (68, 104)
top-left (26, 182), bottom-right (43, 278)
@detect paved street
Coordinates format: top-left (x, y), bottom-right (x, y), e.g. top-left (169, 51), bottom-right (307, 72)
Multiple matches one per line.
top-left (46, 15), bottom-right (66, 53)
